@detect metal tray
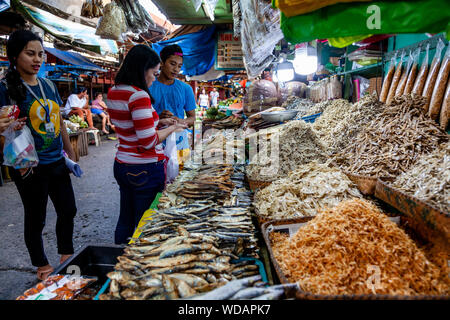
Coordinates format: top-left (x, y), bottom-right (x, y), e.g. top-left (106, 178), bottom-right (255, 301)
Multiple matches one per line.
top-left (261, 110), bottom-right (298, 123)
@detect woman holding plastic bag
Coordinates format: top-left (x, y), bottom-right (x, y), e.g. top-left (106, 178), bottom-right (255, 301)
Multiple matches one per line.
top-left (107, 45), bottom-right (187, 245)
top-left (0, 30), bottom-right (77, 281)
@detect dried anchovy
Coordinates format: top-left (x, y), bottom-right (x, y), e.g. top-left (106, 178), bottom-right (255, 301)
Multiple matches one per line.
top-left (304, 99), bottom-right (339, 117)
top-left (254, 161), bottom-right (363, 219)
top-left (246, 120), bottom-right (328, 182)
top-left (335, 95), bottom-right (449, 178)
top-left (271, 199), bottom-right (450, 296)
top-left (314, 94), bottom-right (385, 154)
top-left (281, 96), bottom-right (315, 119)
top-left (391, 142), bottom-right (450, 213)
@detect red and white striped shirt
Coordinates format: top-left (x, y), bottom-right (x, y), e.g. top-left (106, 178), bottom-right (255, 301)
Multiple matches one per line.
top-left (107, 84), bottom-right (165, 164)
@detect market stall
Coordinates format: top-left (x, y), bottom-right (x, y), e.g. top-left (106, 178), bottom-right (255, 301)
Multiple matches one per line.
top-left (10, 0), bottom-right (450, 301)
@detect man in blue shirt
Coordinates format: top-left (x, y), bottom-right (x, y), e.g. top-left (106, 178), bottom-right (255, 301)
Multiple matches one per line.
top-left (149, 45), bottom-right (196, 166)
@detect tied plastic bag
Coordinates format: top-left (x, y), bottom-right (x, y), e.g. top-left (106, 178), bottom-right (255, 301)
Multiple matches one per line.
top-left (164, 132), bottom-right (179, 184)
top-left (62, 151), bottom-right (83, 178)
top-left (95, 1), bottom-right (127, 41)
top-left (2, 125), bottom-right (38, 169)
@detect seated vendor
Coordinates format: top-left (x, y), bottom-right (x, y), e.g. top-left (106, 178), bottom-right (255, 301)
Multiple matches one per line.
top-left (91, 92), bottom-right (114, 134)
top-left (62, 87), bottom-right (95, 130)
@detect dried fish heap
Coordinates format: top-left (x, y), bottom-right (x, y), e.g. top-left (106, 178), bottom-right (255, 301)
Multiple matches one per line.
top-left (246, 120), bottom-right (328, 182)
top-left (270, 199), bottom-right (450, 296)
top-left (390, 141), bottom-right (450, 213)
top-left (281, 96), bottom-right (315, 119)
top-left (313, 94), bottom-right (385, 154)
top-left (303, 99), bottom-right (337, 117)
top-left (335, 95), bottom-right (449, 179)
top-left (99, 227), bottom-right (245, 300)
top-left (254, 161), bottom-right (363, 219)
top-left (138, 202), bottom-right (259, 258)
top-left (158, 164), bottom-right (235, 209)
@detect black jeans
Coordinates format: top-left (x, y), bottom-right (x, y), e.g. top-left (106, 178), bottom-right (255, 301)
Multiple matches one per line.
top-left (10, 158), bottom-right (77, 267)
top-left (113, 160), bottom-right (165, 245)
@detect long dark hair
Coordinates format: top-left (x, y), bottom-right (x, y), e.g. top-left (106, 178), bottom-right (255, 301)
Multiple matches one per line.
top-left (6, 29), bottom-right (43, 103)
top-left (115, 45), bottom-right (160, 103)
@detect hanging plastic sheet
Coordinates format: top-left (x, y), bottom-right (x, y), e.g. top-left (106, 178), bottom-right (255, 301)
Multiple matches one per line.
top-left (280, 0), bottom-right (450, 45)
top-left (240, 0), bottom-right (284, 78)
top-left (0, 0), bottom-right (10, 12)
top-left (273, 0), bottom-right (373, 18)
top-left (152, 26), bottom-right (216, 77)
top-left (186, 64), bottom-right (225, 81)
top-left (12, 0), bottom-right (118, 54)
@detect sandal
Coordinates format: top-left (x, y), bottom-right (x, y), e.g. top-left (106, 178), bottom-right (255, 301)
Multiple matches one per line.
top-left (37, 265), bottom-right (54, 281)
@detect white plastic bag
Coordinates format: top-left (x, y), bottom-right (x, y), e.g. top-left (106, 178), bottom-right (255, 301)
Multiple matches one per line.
top-left (2, 125), bottom-right (39, 169)
top-left (164, 132), bottom-right (179, 184)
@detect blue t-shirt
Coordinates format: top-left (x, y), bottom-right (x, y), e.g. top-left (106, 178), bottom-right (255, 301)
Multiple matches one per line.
top-left (0, 78), bottom-right (64, 164)
top-left (149, 79), bottom-right (196, 150)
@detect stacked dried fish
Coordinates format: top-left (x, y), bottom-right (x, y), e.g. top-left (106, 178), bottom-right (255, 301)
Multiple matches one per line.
top-left (312, 98), bottom-right (353, 149)
top-left (246, 120), bottom-right (328, 182)
top-left (335, 95), bottom-right (449, 178)
top-left (254, 161), bottom-right (363, 219)
top-left (189, 275), bottom-right (298, 300)
top-left (391, 141), bottom-right (450, 213)
top-left (303, 99), bottom-right (336, 117)
top-left (211, 116), bottom-right (244, 129)
top-left (270, 199), bottom-right (450, 296)
top-left (99, 228), bottom-right (238, 300)
top-left (314, 94), bottom-right (385, 154)
top-left (159, 164), bottom-right (234, 208)
top-left (137, 202), bottom-right (259, 258)
top-left (281, 96), bottom-right (315, 119)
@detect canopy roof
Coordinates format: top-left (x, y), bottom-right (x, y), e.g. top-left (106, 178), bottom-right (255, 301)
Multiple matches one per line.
top-left (45, 47), bottom-right (106, 72)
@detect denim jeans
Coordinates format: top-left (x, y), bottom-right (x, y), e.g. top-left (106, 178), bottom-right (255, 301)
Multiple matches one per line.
top-left (10, 158), bottom-right (77, 267)
top-left (113, 160), bottom-right (165, 244)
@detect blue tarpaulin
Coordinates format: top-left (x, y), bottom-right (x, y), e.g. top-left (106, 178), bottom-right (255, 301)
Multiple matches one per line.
top-left (0, 0), bottom-right (10, 12)
top-left (152, 27), bottom-right (216, 77)
top-left (45, 47), bottom-right (106, 72)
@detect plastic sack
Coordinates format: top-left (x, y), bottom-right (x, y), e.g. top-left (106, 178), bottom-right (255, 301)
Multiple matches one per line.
top-left (429, 44), bottom-right (450, 121)
top-left (396, 50), bottom-right (414, 96)
top-left (280, 0), bottom-right (450, 45)
top-left (422, 38), bottom-right (445, 112)
top-left (439, 80), bottom-right (450, 130)
top-left (380, 52), bottom-right (397, 103)
top-left (274, 0), bottom-right (372, 18)
top-left (164, 132), bottom-right (179, 184)
top-left (240, 0), bottom-right (284, 78)
top-left (278, 81), bottom-right (306, 104)
top-left (95, 1), bottom-right (127, 41)
top-left (412, 43), bottom-right (430, 96)
top-left (243, 80), bottom-right (279, 116)
top-left (232, 0), bottom-right (242, 38)
top-left (2, 125), bottom-right (39, 169)
top-left (386, 50), bottom-right (405, 105)
top-left (404, 47), bottom-right (421, 95)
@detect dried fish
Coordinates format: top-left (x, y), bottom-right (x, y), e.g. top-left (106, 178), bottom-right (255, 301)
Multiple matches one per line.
top-left (254, 161), bottom-right (363, 219)
top-left (247, 120), bottom-right (328, 182)
top-left (271, 199), bottom-right (450, 296)
top-left (391, 141), bottom-right (450, 212)
top-left (335, 95), bottom-right (449, 178)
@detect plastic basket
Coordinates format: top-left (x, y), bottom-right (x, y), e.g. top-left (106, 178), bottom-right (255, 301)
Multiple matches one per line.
top-left (301, 112), bottom-right (322, 123)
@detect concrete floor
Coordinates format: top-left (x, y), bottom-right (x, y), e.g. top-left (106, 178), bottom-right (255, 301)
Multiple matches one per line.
top-left (0, 139), bottom-right (120, 300)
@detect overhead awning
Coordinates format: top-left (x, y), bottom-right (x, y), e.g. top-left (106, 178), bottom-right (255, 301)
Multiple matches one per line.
top-left (12, 0), bottom-right (118, 55)
top-left (152, 26), bottom-right (216, 77)
top-left (45, 47), bottom-right (106, 72)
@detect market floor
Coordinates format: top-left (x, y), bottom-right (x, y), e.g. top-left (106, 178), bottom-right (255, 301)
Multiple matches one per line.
top-left (0, 139), bottom-right (120, 300)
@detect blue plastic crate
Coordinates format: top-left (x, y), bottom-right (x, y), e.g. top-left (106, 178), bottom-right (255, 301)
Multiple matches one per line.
top-left (301, 112), bottom-right (322, 123)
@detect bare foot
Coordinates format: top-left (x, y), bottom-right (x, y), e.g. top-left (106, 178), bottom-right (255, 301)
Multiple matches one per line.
top-left (60, 254), bottom-right (72, 264)
top-left (37, 264), bottom-right (54, 281)
top-left (102, 129), bottom-right (109, 134)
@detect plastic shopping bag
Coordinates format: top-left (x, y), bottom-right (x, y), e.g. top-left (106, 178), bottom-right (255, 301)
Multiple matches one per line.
top-left (2, 125), bottom-right (39, 169)
top-left (164, 132), bottom-right (179, 184)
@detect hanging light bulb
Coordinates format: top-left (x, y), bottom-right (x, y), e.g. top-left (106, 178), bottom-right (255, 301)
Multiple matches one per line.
top-left (277, 60), bottom-right (294, 82)
top-left (293, 42), bottom-right (318, 75)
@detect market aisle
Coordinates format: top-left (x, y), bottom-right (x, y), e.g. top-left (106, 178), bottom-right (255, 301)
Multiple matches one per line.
top-left (0, 140), bottom-right (120, 300)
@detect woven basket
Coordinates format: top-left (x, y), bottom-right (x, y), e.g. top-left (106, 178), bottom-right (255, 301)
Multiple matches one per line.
top-left (261, 217), bottom-right (450, 300)
top-left (248, 179), bottom-right (272, 192)
top-left (374, 179), bottom-right (450, 254)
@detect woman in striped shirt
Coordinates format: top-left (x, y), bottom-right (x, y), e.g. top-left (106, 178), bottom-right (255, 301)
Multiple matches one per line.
top-left (107, 45), bottom-right (187, 244)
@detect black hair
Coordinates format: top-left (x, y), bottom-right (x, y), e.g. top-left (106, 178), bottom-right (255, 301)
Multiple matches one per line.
top-left (5, 29), bottom-right (43, 103)
top-left (115, 45), bottom-right (160, 102)
top-left (160, 44), bottom-right (183, 63)
top-left (74, 87), bottom-right (87, 94)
